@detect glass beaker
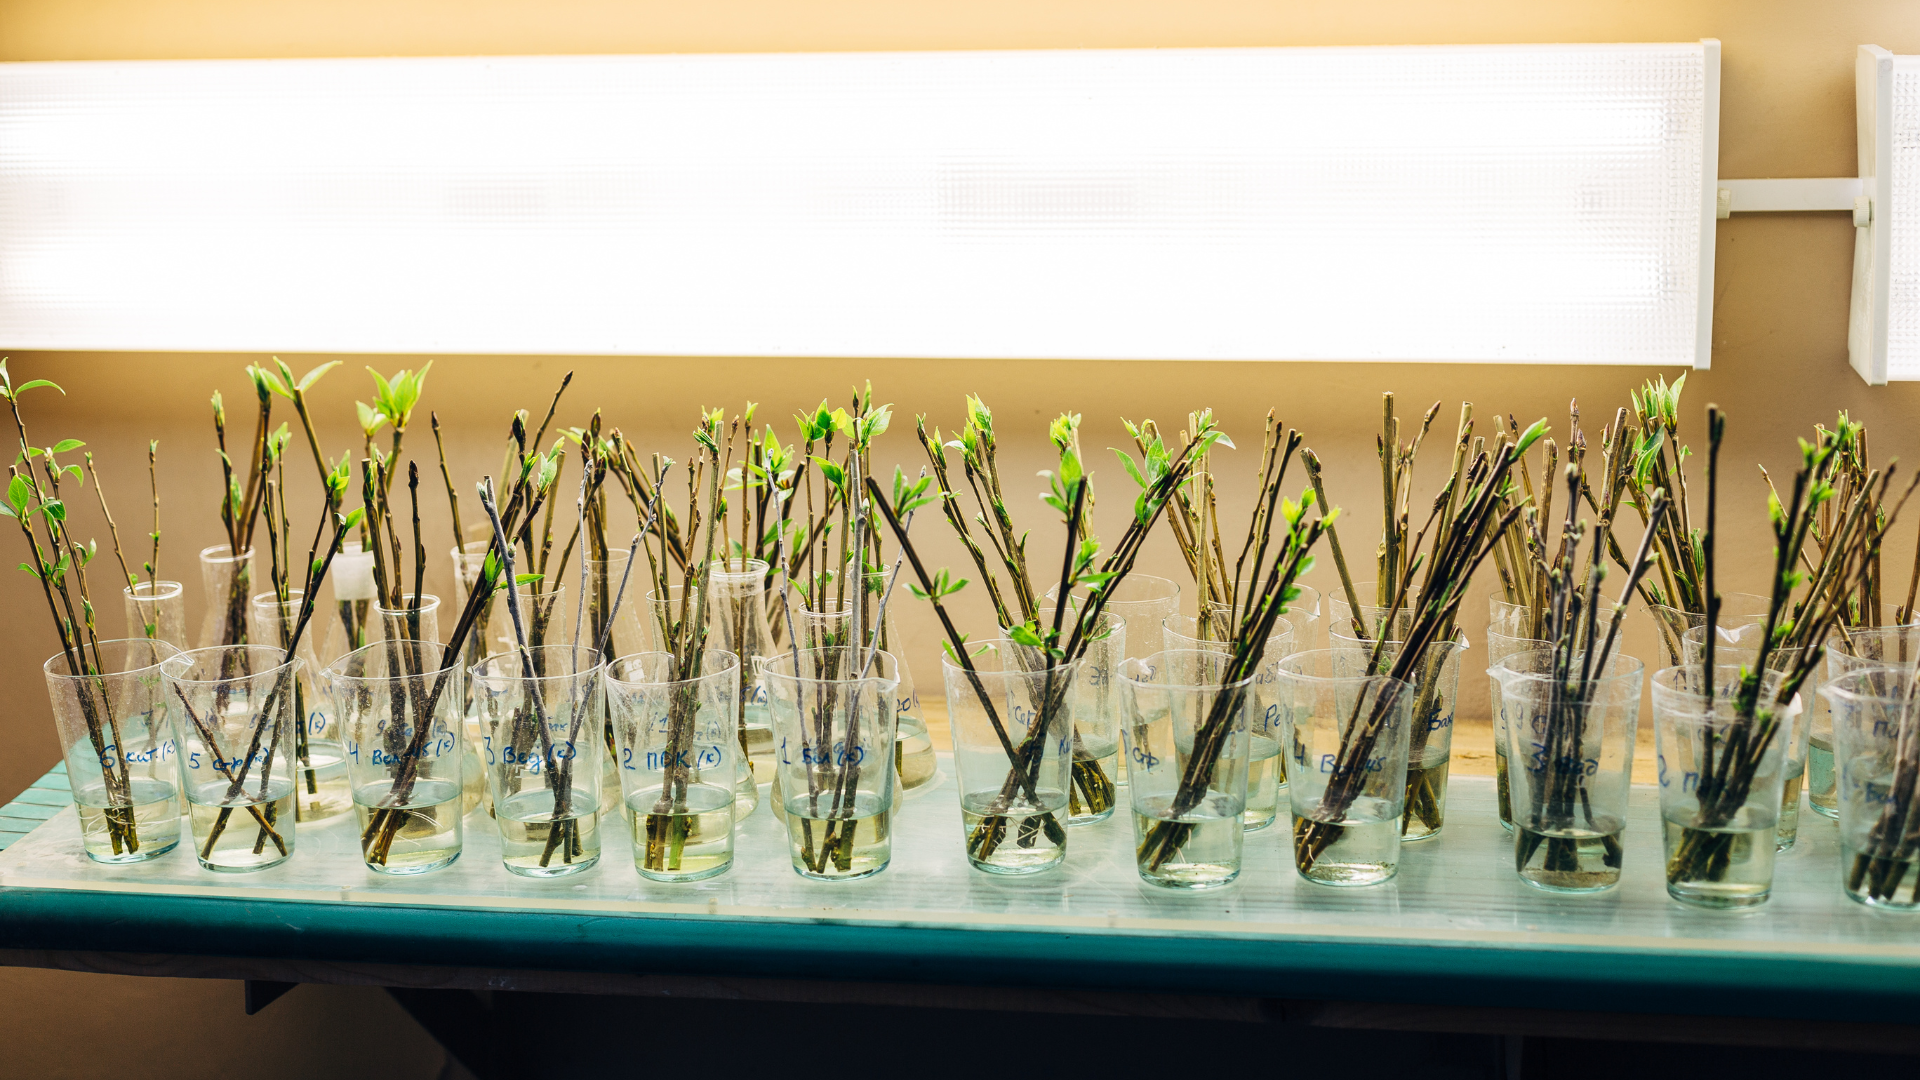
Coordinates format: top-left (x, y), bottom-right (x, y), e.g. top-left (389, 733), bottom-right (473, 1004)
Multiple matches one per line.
top-left (1498, 648), bottom-right (1643, 893)
top-left (43, 638), bottom-right (183, 864)
top-left (1120, 650), bottom-right (1253, 889)
top-left (947, 645), bottom-right (1075, 874)
top-left (163, 645), bottom-right (300, 873)
top-left (1652, 664), bottom-right (1801, 909)
top-left (124, 580), bottom-right (187, 649)
top-left (325, 639), bottom-right (467, 875)
top-left (472, 645), bottom-right (606, 878)
top-left (1820, 667), bottom-right (1920, 910)
top-left (1683, 623), bottom-right (1814, 851)
top-left (249, 591), bottom-right (352, 823)
top-left (764, 647), bottom-right (900, 880)
top-left (1278, 649), bottom-right (1414, 887)
top-left (607, 650), bottom-right (740, 882)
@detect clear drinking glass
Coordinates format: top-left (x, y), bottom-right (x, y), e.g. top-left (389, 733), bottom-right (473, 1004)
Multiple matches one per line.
top-left (607, 650), bottom-right (740, 882)
top-left (1046, 574), bottom-right (1179, 789)
top-left (1278, 650), bottom-right (1414, 887)
top-left (511, 584), bottom-right (569, 651)
top-left (321, 542), bottom-right (378, 664)
top-left (124, 580), bottom-right (187, 648)
top-left (1817, 625), bottom-right (1920, 821)
top-left (44, 638), bottom-right (183, 864)
top-left (1683, 623), bottom-right (1814, 851)
top-left (1497, 648), bottom-right (1644, 893)
top-left (710, 559), bottom-right (776, 806)
top-left (1652, 664), bottom-right (1801, 909)
top-left (324, 639), bottom-right (467, 875)
top-left (1486, 598), bottom-right (1626, 832)
top-left (650, 582), bottom-right (757, 819)
top-left (163, 645), bottom-right (300, 873)
top-left (248, 591), bottom-right (352, 823)
top-left (1013, 608), bottom-right (1125, 825)
top-left (472, 645), bottom-right (606, 877)
top-left (1120, 650), bottom-right (1253, 889)
top-left (1819, 668), bottom-right (1920, 910)
top-left (1284, 584), bottom-right (1323, 653)
top-left (196, 545), bottom-right (256, 648)
top-left (376, 593), bottom-right (442, 644)
top-left (765, 647), bottom-right (900, 880)
top-left (450, 540), bottom-right (501, 814)
top-left (1329, 628), bottom-right (1466, 842)
top-left (946, 646), bottom-right (1075, 874)
top-left (861, 568), bottom-right (937, 793)
top-left (1164, 614), bottom-right (1295, 830)
top-left (1646, 590), bottom-right (1770, 669)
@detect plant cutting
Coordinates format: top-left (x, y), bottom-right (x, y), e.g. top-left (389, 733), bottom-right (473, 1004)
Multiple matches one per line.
top-left (1127, 444), bottom-right (1328, 887)
top-left (1658, 407), bottom-right (1916, 906)
top-left (1311, 395), bottom-right (1508, 841)
top-left (1294, 413), bottom-right (1544, 876)
top-left (876, 399), bottom-right (1214, 866)
top-left (357, 377), bottom-right (572, 867)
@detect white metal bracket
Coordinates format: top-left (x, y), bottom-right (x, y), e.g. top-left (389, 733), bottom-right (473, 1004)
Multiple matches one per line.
top-left (1715, 177), bottom-right (1865, 218)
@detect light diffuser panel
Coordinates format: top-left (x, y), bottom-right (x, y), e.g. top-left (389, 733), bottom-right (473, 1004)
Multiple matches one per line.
top-left (1888, 54), bottom-right (1920, 379)
top-left (0, 46), bottom-right (1715, 362)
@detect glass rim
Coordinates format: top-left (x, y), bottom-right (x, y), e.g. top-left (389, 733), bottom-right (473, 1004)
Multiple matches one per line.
top-left (124, 579), bottom-right (184, 600)
top-left (1649, 663), bottom-right (1800, 716)
top-left (1820, 666), bottom-right (1920, 705)
top-left (1273, 647), bottom-right (1415, 692)
top-left (709, 556), bottom-right (770, 578)
top-left (42, 636), bottom-right (183, 679)
top-left (1645, 591), bottom-right (1771, 618)
top-left (1116, 649), bottom-right (1258, 691)
top-left (1162, 614), bottom-right (1292, 649)
top-left (197, 543), bottom-right (254, 563)
top-left (764, 645), bottom-right (899, 688)
top-left (1046, 572), bottom-right (1180, 606)
top-left (470, 643), bottom-right (603, 683)
top-left (323, 638), bottom-right (455, 682)
top-left (374, 591), bottom-right (443, 614)
top-left (249, 587), bottom-right (308, 609)
top-left (1327, 627), bottom-right (1469, 654)
top-left (1491, 649), bottom-right (1645, 684)
top-left (160, 644), bottom-right (299, 684)
top-left (452, 539), bottom-right (492, 557)
top-left (606, 648), bottom-right (740, 687)
top-left (949, 642), bottom-right (1083, 676)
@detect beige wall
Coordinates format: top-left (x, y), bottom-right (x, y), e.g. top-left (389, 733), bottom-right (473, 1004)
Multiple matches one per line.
top-left (2, 2), bottom-right (1919, 1075)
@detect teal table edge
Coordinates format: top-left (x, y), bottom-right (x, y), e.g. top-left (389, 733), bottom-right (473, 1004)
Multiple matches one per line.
top-left (4, 767), bottom-right (1917, 1025)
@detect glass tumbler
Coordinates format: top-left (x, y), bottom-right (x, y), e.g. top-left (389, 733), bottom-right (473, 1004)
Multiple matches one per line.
top-left (608, 650), bottom-right (740, 882)
top-left (765, 647), bottom-right (900, 880)
top-left (249, 590), bottom-right (352, 823)
top-left (472, 645), bottom-right (606, 877)
top-left (1498, 649), bottom-right (1644, 893)
top-left (1683, 623), bottom-right (1814, 851)
top-left (1817, 625), bottom-right (1920, 820)
top-left (1278, 649), bottom-right (1414, 887)
top-left (1329, 628), bottom-right (1467, 842)
top-left (946, 645), bottom-right (1076, 874)
top-left (1820, 667), bottom-right (1920, 910)
top-left (163, 645), bottom-right (300, 872)
top-left (44, 638), bottom-right (183, 864)
top-left (1652, 664), bottom-right (1801, 909)
top-left (1120, 650), bottom-right (1253, 889)
top-left (1164, 613), bottom-right (1295, 830)
top-left (124, 580), bottom-right (187, 648)
top-left (325, 639), bottom-right (467, 875)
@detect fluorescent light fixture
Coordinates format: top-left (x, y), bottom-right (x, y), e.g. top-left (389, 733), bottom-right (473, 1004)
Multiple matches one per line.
top-left (1851, 46), bottom-right (1920, 383)
top-left (0, 45), bottom-right (1718, 363)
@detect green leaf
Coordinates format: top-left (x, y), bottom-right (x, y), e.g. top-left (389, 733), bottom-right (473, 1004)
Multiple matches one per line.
top-left (295, 359), bottom-right (341, 393)
top-left (6, 474), bottom-right (28, 512)
top-left (51, 438), bottom-right (84, 454)
top-left (14, 379), bottom-right (63, 395)
top-left (514, 572), bottom-right (544, 586)
top-left (41, 499), bottom-right (65, 521)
